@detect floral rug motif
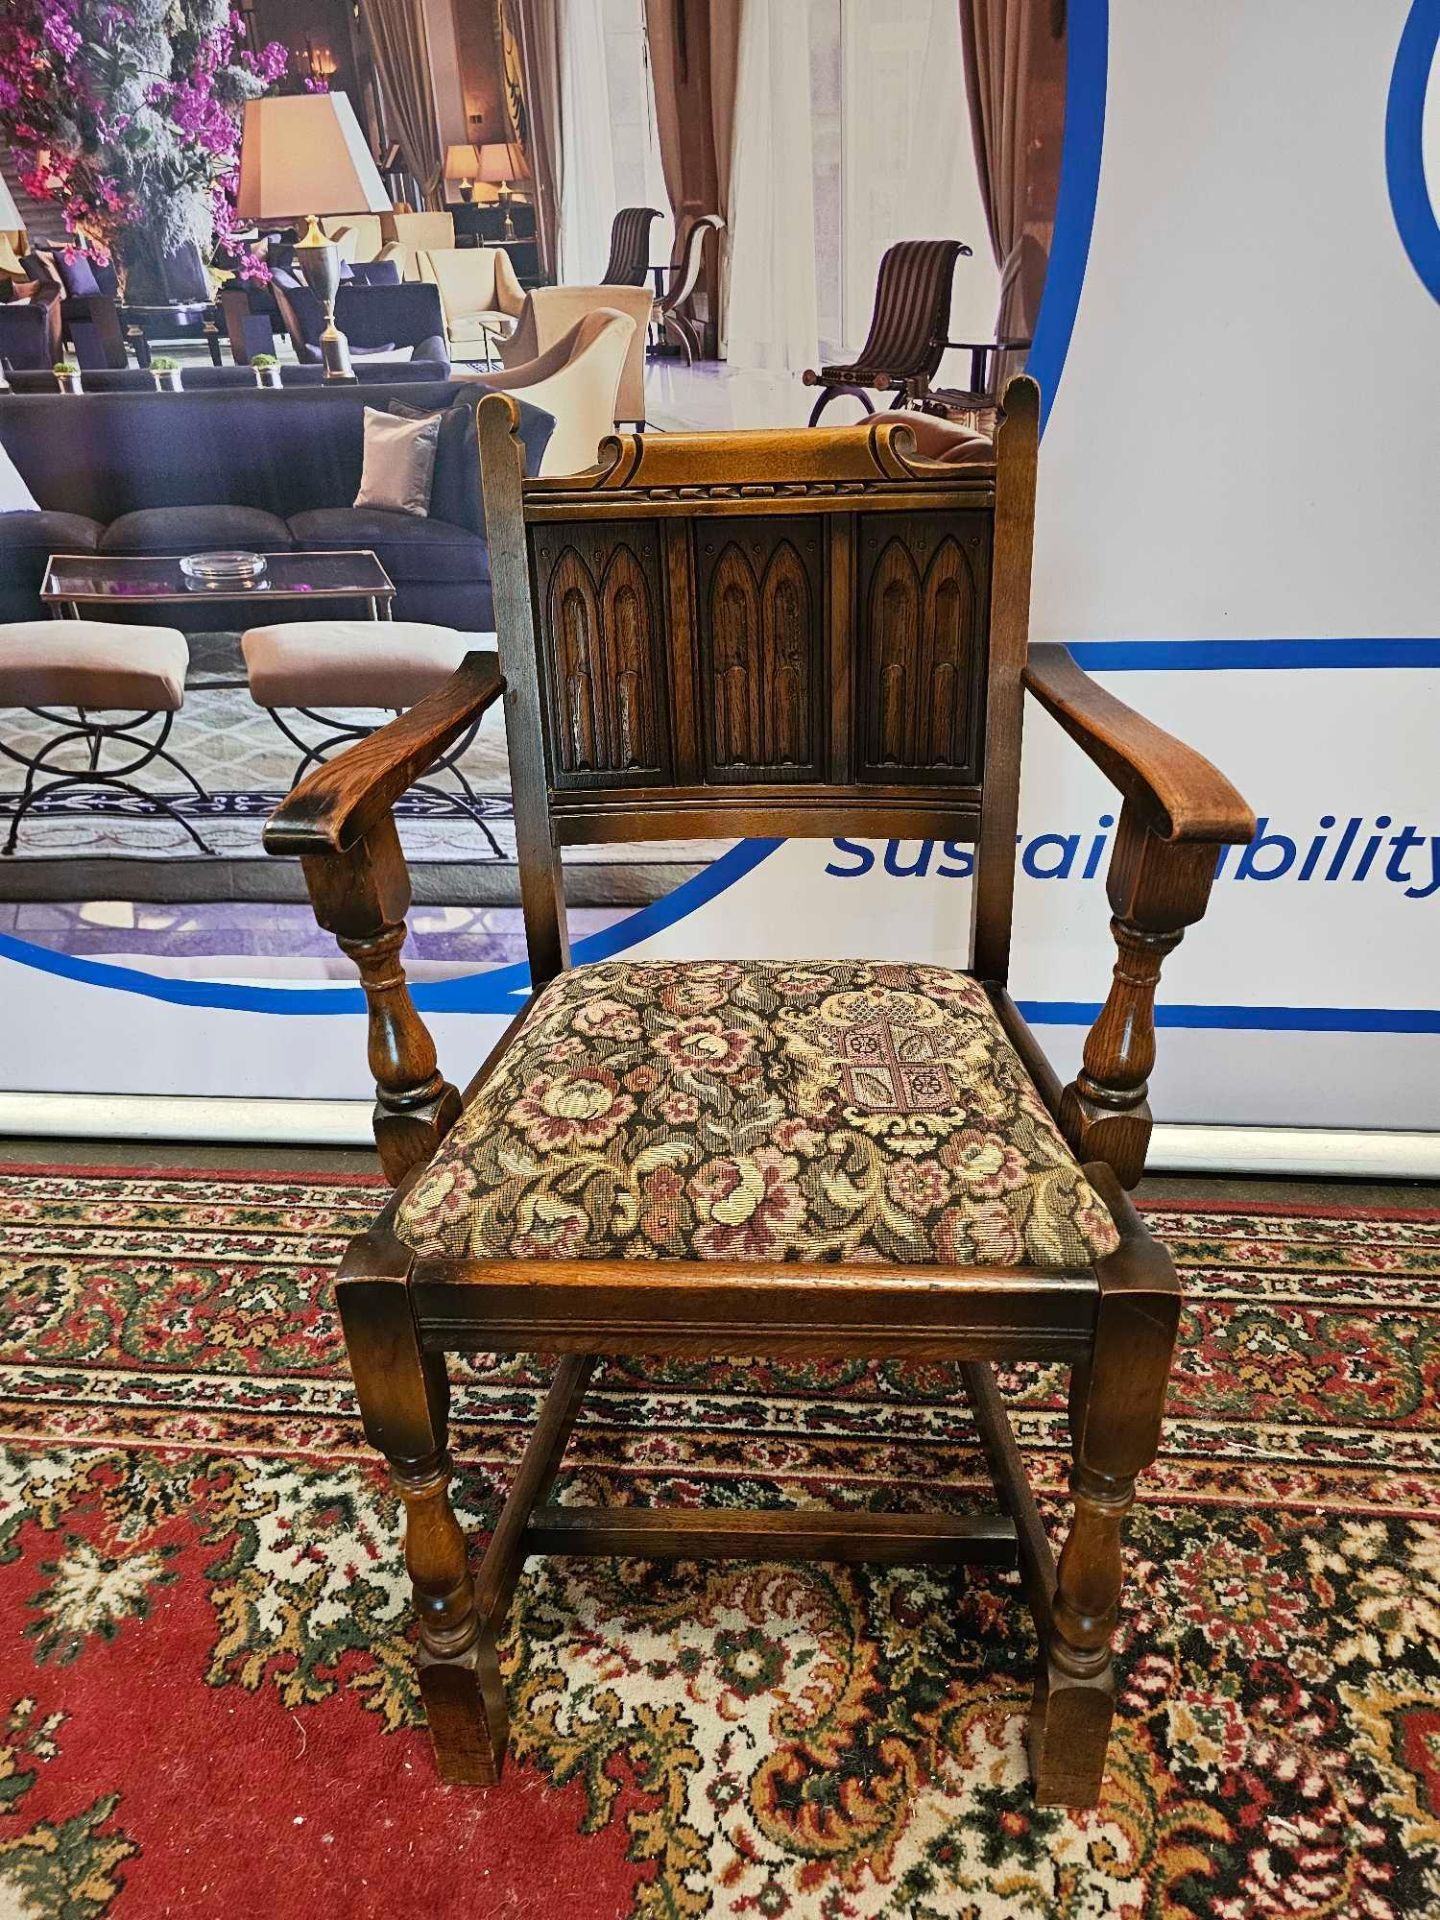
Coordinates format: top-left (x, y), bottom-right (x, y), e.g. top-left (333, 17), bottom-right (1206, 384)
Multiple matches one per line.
top-left (0, 1166), bottom-right (1437, 1918)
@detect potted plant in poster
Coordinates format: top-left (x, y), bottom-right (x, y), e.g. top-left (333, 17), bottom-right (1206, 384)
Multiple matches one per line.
top-left (150, 357), bottom-right (183, 392)
top-left (53, 361), bottom-right (83, 394)
top-left (252, 354), bottom-right (282, 389)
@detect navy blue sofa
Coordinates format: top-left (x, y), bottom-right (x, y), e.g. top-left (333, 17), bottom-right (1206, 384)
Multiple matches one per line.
top-left (0, 382), bottom-right (553, 628)
top-left (221, 282), bottom-right (450, 372)
top-left (0, 298), bottom-right (60, 373)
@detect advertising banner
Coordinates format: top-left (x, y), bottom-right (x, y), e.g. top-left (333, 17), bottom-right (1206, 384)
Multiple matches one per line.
top-left (0, 0), bottom-right (1435, 1149)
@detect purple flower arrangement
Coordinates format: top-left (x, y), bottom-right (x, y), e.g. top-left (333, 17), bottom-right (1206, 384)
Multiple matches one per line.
top-left (0, 0), bottom-right (288, 274)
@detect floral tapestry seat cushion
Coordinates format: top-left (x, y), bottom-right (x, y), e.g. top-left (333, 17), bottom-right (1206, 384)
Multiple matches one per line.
top-left (395, 960), bottom-right (1121, 1269)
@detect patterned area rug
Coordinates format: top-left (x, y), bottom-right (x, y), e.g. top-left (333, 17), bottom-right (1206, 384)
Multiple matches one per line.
top-left (1, 1168), bottom-right (1437, 1919)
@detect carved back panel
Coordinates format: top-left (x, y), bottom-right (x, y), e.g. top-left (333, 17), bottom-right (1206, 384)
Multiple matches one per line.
top-left (530, 520), bottom-right (670, 788)
top-left (856, 512), bottom-right (989, 784)
top-left (477, 384), bottom-right (1040, 984)
top-left (695, 517), bottom-right (825, 784)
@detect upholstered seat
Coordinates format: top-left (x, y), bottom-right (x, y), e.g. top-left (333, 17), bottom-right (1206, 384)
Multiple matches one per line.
top-left (802, 239), bottom-right (968, 424)
top-left (101, 506), bottom-right (293, 554)
top-left (382, 212), bottom-right (456, 280)
top-left (448, 313), bottom-right (516, 345)
top-left (0, 619), bottom-right (205, 853)
top-left (0, 512), bottom-right (104, 623)
top-left (243, 619), bottom-right (479, 709)
top-left (396, 959), bottom-right (1119, 1269)
top-left (500, 285), bottom-right (656, 429)
top-left (0, 619), bottom-right (188, 710)
top-left (0, 511), bottom-right (103, 559)
top-left (417, 249), bottom-right (525, 360)
top-left (601, 206), bottom-right (661, 286)
top-left (462, 310), bottom-right (635, 475)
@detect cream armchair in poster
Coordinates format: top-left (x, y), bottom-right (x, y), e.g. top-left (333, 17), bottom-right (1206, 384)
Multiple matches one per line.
top-left (462, 310), bottom-right (634, 475)
top-left (417, 246), bottom-right (527, 362)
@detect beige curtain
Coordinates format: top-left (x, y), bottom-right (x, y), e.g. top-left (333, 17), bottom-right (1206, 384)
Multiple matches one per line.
top-left (517, 0), bottom-right (563, 280)
top-left (645, 0), bottom-right (696, 242)
top-left (958, 0), bottom-right (1065, 385)
top-left (361, 0), bottom-right (446, 208)
top-left (642, 0), bottom-right (740, 352)
top-left (709, 1), bottom-right (740, 225)
top-left (708, 0), bottom-right (740, 350)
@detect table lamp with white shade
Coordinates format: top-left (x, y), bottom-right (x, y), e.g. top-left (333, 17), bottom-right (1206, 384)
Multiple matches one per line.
top-left (476, 142), bottom-right (530, 238)
top-left (444, 143), bottom-right (483, 204)
top-left (234, 92), bottom-right (391, 380)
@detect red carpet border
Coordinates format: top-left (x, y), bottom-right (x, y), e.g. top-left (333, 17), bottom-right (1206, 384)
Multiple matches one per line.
top-left (0, 1167), bottom-right (1437, 1917)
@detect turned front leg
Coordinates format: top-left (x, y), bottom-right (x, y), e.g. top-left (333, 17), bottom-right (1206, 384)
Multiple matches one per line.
top-left (1059, 804), bottom-right (1222, 1187)
top-left (339, 1245), bottom-right (507, 1786)
top-left (1030, 1220), bottom-right (1181, 1807)
top-left (299, 814), bottom-right (461, 1182)
top-left (394, 1448), bottom-right (509, 1785)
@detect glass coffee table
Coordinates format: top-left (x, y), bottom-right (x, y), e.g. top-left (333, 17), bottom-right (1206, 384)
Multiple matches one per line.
top-left (41, 550), bottom-right (396, 622)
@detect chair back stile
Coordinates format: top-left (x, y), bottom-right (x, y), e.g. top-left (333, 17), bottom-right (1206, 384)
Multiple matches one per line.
top-left (850, 239), bottom-right (967, 383)
top-left (475, 379), bottom-right (1040, 989)
top-left (601, 207), bottom-right (661, 286)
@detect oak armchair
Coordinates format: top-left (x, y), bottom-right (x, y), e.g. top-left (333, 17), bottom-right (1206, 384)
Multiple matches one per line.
top-left (264, 379), bottom-right (1253, 1810)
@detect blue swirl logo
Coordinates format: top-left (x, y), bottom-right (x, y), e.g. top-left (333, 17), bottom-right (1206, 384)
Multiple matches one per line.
top-left (1386, 0), bottom-right (1440, 300)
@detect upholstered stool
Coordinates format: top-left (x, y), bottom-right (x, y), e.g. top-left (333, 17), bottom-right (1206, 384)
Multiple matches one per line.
top-left (0, 621), bottom-right (210, 854)
top-left (241, 620), bottom-right (499, 854)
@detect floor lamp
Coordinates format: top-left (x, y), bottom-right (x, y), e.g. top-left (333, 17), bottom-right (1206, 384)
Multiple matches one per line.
top-left (234, 94), bottom-right (391, 381)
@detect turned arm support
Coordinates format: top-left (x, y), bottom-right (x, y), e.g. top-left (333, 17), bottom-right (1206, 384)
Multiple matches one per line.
top-left (263, 654), bottom-right (506, 1184)
top-left (1022, 644), bottom-right (1256, 1187)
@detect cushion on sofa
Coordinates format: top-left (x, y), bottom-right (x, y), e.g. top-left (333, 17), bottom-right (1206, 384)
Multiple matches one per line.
top-left (0, 510), bottom-right (102, 555)
top-left (50, 249), bottom-right (103, 299)
top-left (429, 391), bottom-right (555, 536)
top-left (0, 512), bottom-right (104, 618)
top-left (101, 506), bottom-right (294, 554)
top-left (286, 508), bottom-right (489, 585)
top-left (354, 407), bottom-right (440, 516)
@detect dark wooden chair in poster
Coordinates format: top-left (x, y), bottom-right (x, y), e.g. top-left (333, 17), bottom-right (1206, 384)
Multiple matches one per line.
top-left (265, 380), bottom-right (1254, 1808)
top-left (802, 237), bottom-right (971, 424)
top-left (601, 207), bottom-right (662, 288)
top-left (656, 212), bottom-right (725, 362)
top-left (925, 233), bottom-right (1048, 426)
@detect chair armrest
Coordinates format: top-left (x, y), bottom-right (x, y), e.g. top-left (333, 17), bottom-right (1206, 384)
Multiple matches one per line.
top-left (264, 652), bottom-right (504, 857)
top-left (1023, 643), bottom-right (1254, 844)
top-left (944, 336), bottom-right (1033, 352)
top-left (261, 654), bottom-right (504, 1185)
top-left (1022, 644), bottom-right (1255, 1190)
